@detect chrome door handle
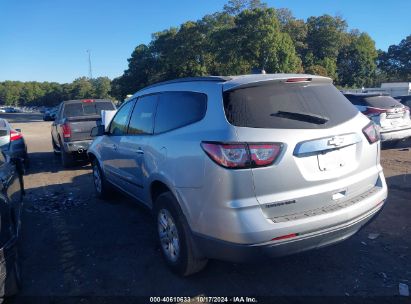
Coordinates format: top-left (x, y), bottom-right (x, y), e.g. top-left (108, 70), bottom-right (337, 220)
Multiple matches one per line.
top-left (136, 149), bottom-right (144, 155)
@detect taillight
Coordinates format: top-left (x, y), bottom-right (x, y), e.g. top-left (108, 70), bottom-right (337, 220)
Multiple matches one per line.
top-left (201, 143), bottom-right (249, 168)
top-left (201, 142), bottom-right (282, 169)
top-left (62, 123), bottom-right (71, 138)
top-left (285, 78), bottom-right (312, 83)
top-left (82, 99), bottom-right (95, 103)
top-left (363, 107), bottom-right (387, 117)
top-left (10, 130), bottom-right (23, 141)
top-left (362, 122), bottom-right (380, 144)
top-left (249, 144), bottom-right (282, 166)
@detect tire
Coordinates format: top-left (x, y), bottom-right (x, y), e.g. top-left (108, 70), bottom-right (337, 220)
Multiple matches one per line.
top-left (92, 159), bottom-right (112, 199)
top-left (1, 252), bottom-right (21, 297)
top-left (23, 154), bottom-right (30, 171)
top-left (154, 192), bottom-right (207, 276)
top-left (52, 138), bottom-right (60, 155)
top-left (59, 140), bottom-right (74, 168)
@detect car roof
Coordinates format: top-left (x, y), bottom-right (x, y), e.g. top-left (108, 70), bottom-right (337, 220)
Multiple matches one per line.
top-left (135, 73), bottom-right (331, 97)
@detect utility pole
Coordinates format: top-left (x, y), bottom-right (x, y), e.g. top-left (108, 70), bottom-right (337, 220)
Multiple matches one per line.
top-left (86, 49), bottom-right (93, 79)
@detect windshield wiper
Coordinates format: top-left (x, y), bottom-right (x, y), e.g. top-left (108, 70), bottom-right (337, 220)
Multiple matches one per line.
top-left (271, 111), bottom-right (329, 125)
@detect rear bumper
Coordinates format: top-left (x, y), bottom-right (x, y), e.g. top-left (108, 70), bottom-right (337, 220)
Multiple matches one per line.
top-left (63, 140), bottom-right (92, 153)
top-left (189, 169), bottom-right (388, 262)
top-left (380, 126), bottom-right (411, 141)
top-left (193, 201), bottom-right (385, 262)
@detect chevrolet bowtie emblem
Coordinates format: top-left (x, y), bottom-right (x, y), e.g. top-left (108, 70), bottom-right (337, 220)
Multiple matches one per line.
top-left (328, 136), bottom-right (344, 147)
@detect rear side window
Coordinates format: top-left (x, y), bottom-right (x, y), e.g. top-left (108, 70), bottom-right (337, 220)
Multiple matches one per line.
top-left (224, 82), bottom-right (358, 129)
top-left (0, 119), bottom-right (7, 137)
top-left (63, 101), bottom-right (115, 117)
top-left (108, 101), bottom-right (133, 136)
top-left (154, 92), bottom-right (207, 134)
top-left (0, 152), bottom-right (5, 166)
top-left (127, 95), bottom-right (157, 135)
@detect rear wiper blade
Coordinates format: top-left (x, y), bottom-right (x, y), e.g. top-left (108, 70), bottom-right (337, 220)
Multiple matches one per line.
top-left (271, 111), bottom-right (329, 125)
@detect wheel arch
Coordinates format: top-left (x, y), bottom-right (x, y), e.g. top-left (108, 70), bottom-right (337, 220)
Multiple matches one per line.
top-left (150, 180), bottom-right (187, 214)
top-left (150, 180), bottom-right (172, 207)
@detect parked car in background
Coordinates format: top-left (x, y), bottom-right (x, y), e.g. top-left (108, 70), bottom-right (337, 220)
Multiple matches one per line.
top-left (0, 107), bottom-right (17, 114)
top-left (344, 93), bottom-right (411, 144)
top-left (39, 106), bottom-right (48, 113)
top-left (394, 95), bottom-right (411, 109)
top-left (88, 75), bottom-right (387, 276)
top-left (0, 151), bottom-right (25, 297)
top-left (43, 109), bottom-right (57, 121)
top-left (51, 99), bottom-right (116, 167)
top-left (0, 119), bottom-right (29, 170)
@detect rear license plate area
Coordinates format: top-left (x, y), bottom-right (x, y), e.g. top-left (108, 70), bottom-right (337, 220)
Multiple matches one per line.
top-left (317, 149), bottom-right (345, 171)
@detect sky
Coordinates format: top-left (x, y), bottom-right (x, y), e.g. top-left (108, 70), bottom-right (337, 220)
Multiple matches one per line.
top-left (0, 0), bottom-right (410, 83)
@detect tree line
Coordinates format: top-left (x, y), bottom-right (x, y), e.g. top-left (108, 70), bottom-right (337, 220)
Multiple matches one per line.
top-left (1, 0), bottom-right (410, 106)
top-left (0, 77), bottom-right (111, 107)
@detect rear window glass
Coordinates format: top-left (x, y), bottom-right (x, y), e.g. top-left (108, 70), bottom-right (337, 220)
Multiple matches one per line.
top-left (224, 82), bottom-right (358, 129)
top-left (362, 96), bottom-right (402, 108)
top-left (63, 101), bottom-right (115, 117)
top-left (154, 92), bottom-right (207, 133)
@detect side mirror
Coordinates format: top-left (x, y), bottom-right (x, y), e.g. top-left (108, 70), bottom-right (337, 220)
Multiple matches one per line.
top-left (91, 125), bottom-right (105, 137)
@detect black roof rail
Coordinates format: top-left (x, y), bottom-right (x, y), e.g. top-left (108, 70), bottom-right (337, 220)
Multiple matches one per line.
top-left (142, 76), bottom-right (232, 91)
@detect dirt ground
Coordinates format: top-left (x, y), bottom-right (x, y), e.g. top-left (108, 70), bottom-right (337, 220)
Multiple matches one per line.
top-left (2, 112), bottom-right (410, 303)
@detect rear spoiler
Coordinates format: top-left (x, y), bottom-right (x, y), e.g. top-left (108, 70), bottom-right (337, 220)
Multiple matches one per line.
top-left (223, 75), bottom-right (332, 92)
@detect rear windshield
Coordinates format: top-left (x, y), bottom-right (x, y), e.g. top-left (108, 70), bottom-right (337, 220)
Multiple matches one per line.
top-left (223, 82), bottom-right (358, 129)
top-left (363, 96), bottom-right (402, 108)
top-left (63, 101), bottom-right (115, 117)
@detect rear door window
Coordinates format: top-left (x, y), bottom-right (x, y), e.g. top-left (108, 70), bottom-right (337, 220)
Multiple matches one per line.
top-left (154, 92), bottom-right (207, 134)
top-left (127, 95), bottom-right (158, 135)
top-left (224, 82), bottom-right (358, 129)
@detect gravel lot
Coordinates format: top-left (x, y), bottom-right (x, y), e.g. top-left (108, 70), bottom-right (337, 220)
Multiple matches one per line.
top-left (2, 113), bottom-right (410, 302)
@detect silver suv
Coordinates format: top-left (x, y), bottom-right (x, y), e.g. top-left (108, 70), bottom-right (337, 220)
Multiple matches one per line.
top-left (88, 74), bottom-right (388, 276)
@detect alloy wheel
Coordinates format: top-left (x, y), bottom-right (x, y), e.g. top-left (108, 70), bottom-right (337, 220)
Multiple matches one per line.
top-left (158, 209), bottom-right (180, 263)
